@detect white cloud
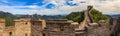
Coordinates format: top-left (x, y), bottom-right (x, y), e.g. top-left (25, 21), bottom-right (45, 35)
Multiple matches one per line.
top-left (0, 0), bottom-right (120, 15)
top-left (27, 5), bottom-right (38, 9)
top-left (88, 0), bottom-right (120, 14)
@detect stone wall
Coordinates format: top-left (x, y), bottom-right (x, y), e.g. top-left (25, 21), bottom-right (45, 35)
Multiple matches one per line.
top-left (44, 19), bottom-right (77, 36)
top-left (0, 18), bottom-right (6, 36)
top-left (0, 18), bottom-right (111, 36)
top-left (86, 21), bottom-right (110, 36)
top-left (3, 26), bottom-right (15, 36)
top-left (0, 18), bottom-right (46, 36)
top-left (14, 18), bottom-right (31, 36)
top-left (110, 17), bottom-right (120, 36)
top-left (31, 19), bottom-right (45, 36)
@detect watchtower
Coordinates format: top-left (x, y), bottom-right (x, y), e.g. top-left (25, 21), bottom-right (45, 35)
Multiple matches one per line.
top-left (14, 18), bottom-right (31, 36)
top-left (30, 18), bottom-right (46, 36)
top-left (14, 18), bottom-right (46, 36)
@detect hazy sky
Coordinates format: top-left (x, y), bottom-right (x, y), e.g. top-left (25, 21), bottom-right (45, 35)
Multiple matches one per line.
top-left (0, 0), bottom-right (119, 15)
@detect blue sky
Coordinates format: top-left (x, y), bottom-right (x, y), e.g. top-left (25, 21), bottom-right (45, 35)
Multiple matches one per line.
top-left (0, 0), bottom-right (120, 15)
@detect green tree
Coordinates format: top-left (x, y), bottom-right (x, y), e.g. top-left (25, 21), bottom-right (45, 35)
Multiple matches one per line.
top-left (5, 17), bottom-right (14, 26)
top-left (64, 9), bottom-right (110, 24)
top-left (0, 11), bottom-right (16, 26)
top-left (90, 9), bottom-right (110, 23)
top-left (64, 11), bottom-right (84, 23)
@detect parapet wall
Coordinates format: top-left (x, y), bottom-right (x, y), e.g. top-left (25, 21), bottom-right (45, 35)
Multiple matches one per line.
top-left (86, 21), bottom-right (110, 36)
top-left (0, 18), bottom-right (111, 36)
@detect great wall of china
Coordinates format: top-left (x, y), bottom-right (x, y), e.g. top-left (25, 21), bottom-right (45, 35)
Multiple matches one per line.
top-left (0, 6), bottom-right (118, 36)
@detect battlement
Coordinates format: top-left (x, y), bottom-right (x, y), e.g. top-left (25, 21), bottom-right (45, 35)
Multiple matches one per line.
top-left (0, 18), bottom-right (5, 23)
top-left (47, 19), bottom-right (68, 21)
top-left (46, 19), bottom-right (75, 25)
top-left (14, 18), bottom-right (44, 22)
top-left (0, 18), bottom-right (110, 36)
top-left (14, 18), bottom-right (31, 22)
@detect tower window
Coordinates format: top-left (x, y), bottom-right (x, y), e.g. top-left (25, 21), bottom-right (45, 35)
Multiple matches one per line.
top-left (43, 33), bottom-right (46, 36)
top-left (25, 22), bottom-right (28, 25)
top-left (61, 29), bottom-right (64, 31)
top-left (9, 32), bottom-right (12, 36)
top-left (32, 34), bottom-right (34, 36)
top-left (25, 33), bottom-right (27, 36)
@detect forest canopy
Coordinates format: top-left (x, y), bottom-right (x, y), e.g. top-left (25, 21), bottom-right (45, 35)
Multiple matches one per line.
top-left (64, 9), bottom-right (110, 23)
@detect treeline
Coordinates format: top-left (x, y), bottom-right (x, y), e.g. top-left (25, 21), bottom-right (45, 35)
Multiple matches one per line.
top-left (0, 11), bottom-right (66, 26)
top-left (90, 9), bottom-right (110, 23)
top-left (64, 9), bottom-right (110, 23)
top-left (64, 11), bottom-right (84, 23)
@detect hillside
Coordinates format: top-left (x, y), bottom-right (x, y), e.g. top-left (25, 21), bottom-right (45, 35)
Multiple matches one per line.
top-left (64, 9), bottom-right (110, 23)
top-left (64, 11), bottom-right (84, 23)
top-left (15, 14), bottom-right (66, 19)
top-left (0, 11), bottom-right (66, 26)
top-left (90, 9), bottom-right (110, 23)
top-left (0, 11), bottom-right (16, 26)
